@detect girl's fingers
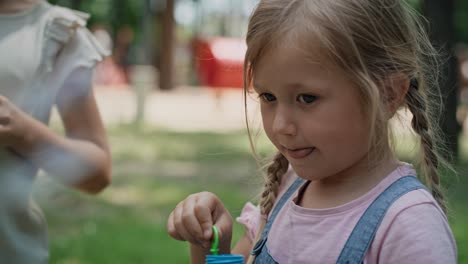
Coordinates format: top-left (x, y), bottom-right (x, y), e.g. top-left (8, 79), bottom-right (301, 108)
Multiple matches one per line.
top-left (172, 201), bottom-right (199, 245)
top-left (215, 209), bottom-right (233, 244)
top-left (195, 193), bottom-right (225, 241)
top-left (197, 193), bottom-right (233, 252)
top-left (166, 210), bottom-right (183, 241)
top-left (167, 192), bottom-right (231, 249)
top-left (182, 195), bottom-right (206, 245)
top-left (0, 116), bottom-right (9, 126)
top-left (194, 194), bottom-right (217, 244)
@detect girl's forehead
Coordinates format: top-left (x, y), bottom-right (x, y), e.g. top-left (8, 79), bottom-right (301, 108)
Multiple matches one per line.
top-left (258, 24), bottom-right (337, 66)
top-left (253, 47), bottom-right (350, 94)
top-left (255, 39), bottom-right (339, 77)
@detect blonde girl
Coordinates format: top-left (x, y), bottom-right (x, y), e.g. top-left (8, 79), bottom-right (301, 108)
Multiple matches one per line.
top-left (0, 0), bottom-right (111, 263)
top-left (167, 0), bottom-right (457, 263)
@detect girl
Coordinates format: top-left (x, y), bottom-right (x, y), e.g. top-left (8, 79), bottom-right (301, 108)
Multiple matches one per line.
top-left (0, 0), bottom-right (111, 263)
top-left (167, 0), bottom-right (458, 263)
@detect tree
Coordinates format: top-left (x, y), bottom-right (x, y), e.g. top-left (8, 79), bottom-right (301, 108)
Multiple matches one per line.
top-left (158, 0), bottom-right (176, 90)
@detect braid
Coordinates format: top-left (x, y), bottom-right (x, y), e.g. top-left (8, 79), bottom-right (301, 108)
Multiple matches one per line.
top-left (259, 152), bottom-right (289, 216)
top-left (406, 80), bottom-right (446, 212)
top-left (247, 152), bottom-right (289, 264)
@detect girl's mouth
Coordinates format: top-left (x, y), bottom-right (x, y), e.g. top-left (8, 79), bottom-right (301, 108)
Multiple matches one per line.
top-left (284, 147), bottom-right (315, 159)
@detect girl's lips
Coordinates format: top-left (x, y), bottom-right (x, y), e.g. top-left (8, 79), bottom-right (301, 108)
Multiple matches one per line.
top-left (284, 147), bottom-right (315, 159)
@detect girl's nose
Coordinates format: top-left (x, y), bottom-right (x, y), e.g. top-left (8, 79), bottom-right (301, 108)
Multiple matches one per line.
top-left (272, 108), bottom-right (296, 136)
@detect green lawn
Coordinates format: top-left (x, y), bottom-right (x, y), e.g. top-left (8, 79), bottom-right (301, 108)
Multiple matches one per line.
top-left (36, 125), bottom-right (468, 263)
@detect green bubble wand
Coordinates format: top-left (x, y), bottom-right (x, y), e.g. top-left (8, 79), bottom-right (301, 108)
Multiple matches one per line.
top-left (210, 226), bottom-right (220, 256)
top-left (206, 226), bottom-right (244, 263)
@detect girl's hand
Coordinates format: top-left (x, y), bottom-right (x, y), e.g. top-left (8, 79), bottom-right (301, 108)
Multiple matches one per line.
top-left (0, 96), bottom-right (31, 150)
top-left (167, 192), bottom-right (233, 251)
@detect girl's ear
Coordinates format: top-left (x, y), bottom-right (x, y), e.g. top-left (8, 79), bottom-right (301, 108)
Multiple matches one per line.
top-left (383, 73), bottom-right (410, 118)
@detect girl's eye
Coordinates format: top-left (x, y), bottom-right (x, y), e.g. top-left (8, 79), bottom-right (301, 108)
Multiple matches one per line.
top-left (259, 93), bottom-right (276, 102)
top-left (297, 94), bottom-right (317, 104)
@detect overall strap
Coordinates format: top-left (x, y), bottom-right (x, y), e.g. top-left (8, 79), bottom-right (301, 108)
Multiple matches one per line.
top-left (251, 177), bottom-right (306, 256)
top-left (336, 176), bottom-right (426, 264)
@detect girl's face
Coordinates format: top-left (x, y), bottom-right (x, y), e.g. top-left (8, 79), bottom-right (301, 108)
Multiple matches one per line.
top-left (253, 43), bottom-right (372, 183)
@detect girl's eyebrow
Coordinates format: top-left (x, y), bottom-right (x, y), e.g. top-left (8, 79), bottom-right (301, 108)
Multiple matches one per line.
top-left (252, 82), bottom-right (265, 92)
top-left (253, 82), bottom-right (312, 90)
top-left (253, 81), bottom-right (329, 93)
top-left (285, 82), bottom-right (328, 93)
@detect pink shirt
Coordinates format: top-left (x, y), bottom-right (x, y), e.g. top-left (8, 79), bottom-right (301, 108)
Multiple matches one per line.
top-left (237, 164), bottom-right (457, 263)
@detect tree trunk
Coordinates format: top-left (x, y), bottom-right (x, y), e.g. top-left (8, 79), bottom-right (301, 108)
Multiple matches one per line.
top-left (159, 0), bottom-right (175, 90)
top-left (111, 0), bottom-right (126, 39)
top-left (423, 0), bottom-right (459, 161)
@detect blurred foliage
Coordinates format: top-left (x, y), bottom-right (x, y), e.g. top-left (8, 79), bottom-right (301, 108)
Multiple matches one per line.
top-left (48, 0), bottom-right (145, 38)
top-left (47, 0), bottom-right (468, 45)
top-left (455, 1), bottom-right (468, 43)
top-left (409, 0), bottom-right (468, 43)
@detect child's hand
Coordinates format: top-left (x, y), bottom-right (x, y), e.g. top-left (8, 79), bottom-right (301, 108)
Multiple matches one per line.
top-left (167, 192), bottom-right (233, 250)
top-left (0, 96), bottom-right (31, 150)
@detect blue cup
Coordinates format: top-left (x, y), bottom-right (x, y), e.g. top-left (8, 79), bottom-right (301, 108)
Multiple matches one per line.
top-left (206, 254), bottom-right (244, 264)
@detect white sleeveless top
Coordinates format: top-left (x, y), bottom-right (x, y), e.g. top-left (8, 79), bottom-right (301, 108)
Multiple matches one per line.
top-left (0, 1), bottom-right (108, 263)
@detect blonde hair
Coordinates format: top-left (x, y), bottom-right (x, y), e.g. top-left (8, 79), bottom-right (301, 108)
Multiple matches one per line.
top-left (243, 0), bottom-right (451, 263)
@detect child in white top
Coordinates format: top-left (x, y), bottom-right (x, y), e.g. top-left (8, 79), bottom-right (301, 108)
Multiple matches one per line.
top-left (0, 0), bottom-right (111, 263)
top-left (166, 0), bottom-right (457, 263)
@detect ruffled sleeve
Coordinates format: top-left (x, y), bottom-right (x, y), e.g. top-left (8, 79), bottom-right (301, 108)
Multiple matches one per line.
top-left (236, 202), bottom-right (261, 241)
top-left (21, 3), bottom-right (111, 123)
top-left (40, 5), bottom-right (110, 74)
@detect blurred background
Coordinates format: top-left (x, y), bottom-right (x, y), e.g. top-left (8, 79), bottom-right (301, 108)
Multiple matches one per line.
top-left (36, 0), bottom-right (468, 263)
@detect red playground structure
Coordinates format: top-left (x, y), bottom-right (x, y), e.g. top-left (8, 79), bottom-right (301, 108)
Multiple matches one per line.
top-left (193, 37), bottom-right (246, 89)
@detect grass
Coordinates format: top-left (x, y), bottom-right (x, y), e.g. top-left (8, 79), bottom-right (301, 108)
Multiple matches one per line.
top-left (36, 124), bottom-right (468, 263)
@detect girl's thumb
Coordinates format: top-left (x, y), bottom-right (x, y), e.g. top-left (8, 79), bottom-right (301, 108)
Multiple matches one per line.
top-left (203, 225), bottom-right (213, 240)
top-left (196, 193), bottom-right (221, 240)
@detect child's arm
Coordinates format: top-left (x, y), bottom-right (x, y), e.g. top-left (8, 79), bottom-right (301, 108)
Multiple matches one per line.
top-left (232, 232), bottom-right (254, 260)
top-left (0, 70), bottom-right (110, 194)
top-left (55, 71), bottom-right (111, 193)
top-left (167, 192), bottom-right (234, 264)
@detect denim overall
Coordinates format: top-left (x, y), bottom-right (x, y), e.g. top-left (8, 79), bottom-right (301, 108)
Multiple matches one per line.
top-left (250, 176), bottom-right (426, 264)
